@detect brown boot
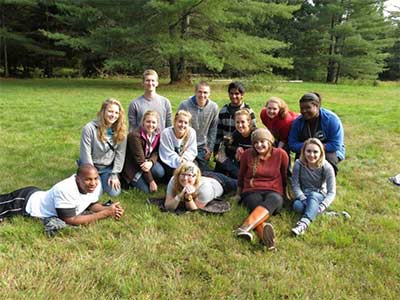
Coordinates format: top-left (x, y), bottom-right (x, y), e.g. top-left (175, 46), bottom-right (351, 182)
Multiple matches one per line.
top-left (255, 222), bottom-right (276, 250)
top-left (236, 206), bottom-right (270, 241)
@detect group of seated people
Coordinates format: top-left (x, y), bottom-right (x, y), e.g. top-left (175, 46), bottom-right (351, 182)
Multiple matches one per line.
top-left (0, 69), bottom-right (345, 251)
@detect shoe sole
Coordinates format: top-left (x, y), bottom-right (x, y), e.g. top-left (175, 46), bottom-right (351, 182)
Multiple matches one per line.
top-left (262, 223), bottom-right (276, 250)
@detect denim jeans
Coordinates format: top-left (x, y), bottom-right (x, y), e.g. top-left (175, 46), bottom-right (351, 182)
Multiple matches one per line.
top-left (293, 190), bottom-right (325, 222)
top-left (98, 166), bottom-right (121, 197)
top-left (202, 171), bottom-right (237, 195)
top-left (196, 147), bottom-right (210, 172)
top-left (215, 158), bottom-right (239, 179)
top-left (130, 161), bottom-right (165, 193)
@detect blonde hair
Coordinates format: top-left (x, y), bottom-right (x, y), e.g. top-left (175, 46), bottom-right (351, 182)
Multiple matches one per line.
top-left (141, 110), bottom-right (160, 132)
top-left (173, 110), bottom-right (192, 154)
top-left (143, 69), bottom-right (158, 81)
top-left (235, 109), bottom-right (252, 123)
top-left (266, 96), bottom-right (289, 119)
top-left (300, 138), bottom-right (325, 168)
top-left (172, 162), bottom-right (201, 196)
top-left (97, 98), bottom-right (126, 144)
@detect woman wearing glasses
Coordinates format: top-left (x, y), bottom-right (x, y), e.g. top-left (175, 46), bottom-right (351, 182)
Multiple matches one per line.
top-left (79, 98), bottom-right (127, 197)
top-left (164, 162), bottom-right (236, 211)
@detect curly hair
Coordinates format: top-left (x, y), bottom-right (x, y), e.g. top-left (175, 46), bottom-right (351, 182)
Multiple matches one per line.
top-left (97, 98), bottom-right (126, 144)
top-left (266, 96), bottom-right (289, 119)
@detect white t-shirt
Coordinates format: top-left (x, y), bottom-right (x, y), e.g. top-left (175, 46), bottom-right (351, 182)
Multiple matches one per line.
top-left (166, 176), bottom-right (223, 205)
top-left (25, 175), bottom-right (102, 218)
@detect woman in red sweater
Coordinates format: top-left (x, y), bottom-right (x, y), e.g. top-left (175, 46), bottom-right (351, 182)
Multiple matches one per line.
top-left (260, 97), bottom-right (297, 150)
top-left (236, 128), bottom-right (288, 250)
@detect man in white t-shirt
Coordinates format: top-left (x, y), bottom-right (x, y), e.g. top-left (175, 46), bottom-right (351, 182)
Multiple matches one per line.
top-left (0, 164), bottom-right (124, 225)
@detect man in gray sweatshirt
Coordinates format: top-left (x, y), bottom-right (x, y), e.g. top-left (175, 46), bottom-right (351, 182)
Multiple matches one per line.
top-left (178, 81), bottom-right (219, 171)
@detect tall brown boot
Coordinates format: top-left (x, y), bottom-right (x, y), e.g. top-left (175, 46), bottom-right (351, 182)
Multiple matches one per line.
top-left (254, 222), bottom-right (276, 250)
top-left (236, 206), bottom-right (270, 241)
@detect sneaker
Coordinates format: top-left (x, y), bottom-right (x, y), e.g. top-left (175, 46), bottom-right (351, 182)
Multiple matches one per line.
top-left (291, 221), bottom-right (308, 236)
top-left (236, 227), bottom-right (254, 241)
top-left (262, 223), bottom-right (276, 251)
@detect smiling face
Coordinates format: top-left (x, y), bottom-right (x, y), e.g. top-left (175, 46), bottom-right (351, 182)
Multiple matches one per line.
top-left (195, 84), bottom-right (210, 107)
top-left (253, 139), bottom-right (271, 156)
top-left (174, 115), bottom-right (189, 138)
top-left (229, 88), bottom-right (244, 107)
top-left (304, 143), bottom-right (322, 166)
top-left (178, 172), bottom-right (196, 187)
top-left (235, 114), bottom-right (251, 136)
top-left (104, 104), bottom-right (120, 126)
top-left (266, 101), bottom-right (280, 119)
top-left (143, 115), bottom-right (158, 135)
top-left (300, 101), bottom-right (319, 120)
top-left (143, 74), bottom-right (159, 93)
top-left (76, 167), bottom-right (99, 194)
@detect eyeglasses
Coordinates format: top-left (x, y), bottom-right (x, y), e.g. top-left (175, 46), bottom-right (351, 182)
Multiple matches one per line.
top-left (179, 173), bottom-right (196, 178)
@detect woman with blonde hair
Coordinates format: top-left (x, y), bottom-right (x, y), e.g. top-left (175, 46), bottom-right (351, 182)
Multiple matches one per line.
top-left (159, 110), bottom-right (198, 177)
top-left (291, 138), bottom-right (336, 235)
top-left (165, 162), bottom-right (236, 211)
top-left (260, 96), bottom-right (297, 150)
top-left (79, 98), bottom-right (127, 197)
top-left (121, 110), bottom-right (164, 193)
top-left (235, 128), bottom-right (288, 250)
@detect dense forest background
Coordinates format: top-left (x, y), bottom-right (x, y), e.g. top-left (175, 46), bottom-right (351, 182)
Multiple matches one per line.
top-left (1, 0), bottom-right (399, 83)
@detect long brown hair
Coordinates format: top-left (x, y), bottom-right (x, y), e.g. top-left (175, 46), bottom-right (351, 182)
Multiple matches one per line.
top-left (97, 98), bottom-right (126, 144)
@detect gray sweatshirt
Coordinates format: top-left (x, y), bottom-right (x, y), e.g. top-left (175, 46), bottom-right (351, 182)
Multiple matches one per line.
top-left (178, 96), bottom-right (219, 150)
top-left (128, 94), bottom-right (172, 131)
top-left (291, 159), bottom-right (336, 208)
top-left (79, 120), bottom-right (127, 179)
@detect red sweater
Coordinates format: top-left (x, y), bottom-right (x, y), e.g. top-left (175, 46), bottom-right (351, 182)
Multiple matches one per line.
top-left (238, 147), bottom-right (288, 195)
top-left (260, 109), bottom-right (297, 144)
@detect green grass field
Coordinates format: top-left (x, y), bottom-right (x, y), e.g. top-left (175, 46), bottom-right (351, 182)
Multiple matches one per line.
top-left (0, 78), bottom-right (399, 300)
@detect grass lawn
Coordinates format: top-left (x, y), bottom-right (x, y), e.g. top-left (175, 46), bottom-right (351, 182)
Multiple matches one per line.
top-left (0, 78), bottom-right (399, 300)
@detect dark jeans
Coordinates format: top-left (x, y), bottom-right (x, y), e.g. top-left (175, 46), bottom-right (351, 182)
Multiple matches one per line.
top-left (214, 158), bottom-right (239, 179)
top-left (202, 171), bottom-right (237, 195)
top-left (0, 186), bottom-right (40, 218)
top-left (240, 190), bottom-right (283, 215)
top-left (196, 147), bottom-right (210, 172)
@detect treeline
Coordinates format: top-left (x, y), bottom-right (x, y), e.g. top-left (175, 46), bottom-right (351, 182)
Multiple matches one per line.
top-left (1, 0), bottom-right (399, 83)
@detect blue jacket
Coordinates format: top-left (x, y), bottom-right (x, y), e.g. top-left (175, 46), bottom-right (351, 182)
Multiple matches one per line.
top-left (288, 108), bottom-right (345, 160)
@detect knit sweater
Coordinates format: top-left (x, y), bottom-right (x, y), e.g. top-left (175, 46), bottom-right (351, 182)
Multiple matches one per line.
top-left (79, 120), bottom-right (127, 180)
top-left (291, 159), bottom-right (336, 208)
top-left (238, 147), bottom-right (288, 195)
top-left (159, 127), bottom-right (198, 168)
top-left (178, 96), bottom-right (219, 150)
top-left (121, 127), bottom-right (160, 184)
top-left (214, 102), bottom-right (256, 152)
top-left (128, 94), bottom-right (172, 131)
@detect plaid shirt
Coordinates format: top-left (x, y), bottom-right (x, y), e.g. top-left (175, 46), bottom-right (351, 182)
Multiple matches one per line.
top-left (214, 102), bottom-right (256, 152)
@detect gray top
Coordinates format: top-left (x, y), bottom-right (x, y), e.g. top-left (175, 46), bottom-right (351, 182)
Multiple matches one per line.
top-left (128, 94), bottom-right (172, 131)
top-left (178, 96), bottom-right (219, 150)
top-left (79, 120), bottom-right (127, 180)
top-left (291, 159), bottom-right (336, 208)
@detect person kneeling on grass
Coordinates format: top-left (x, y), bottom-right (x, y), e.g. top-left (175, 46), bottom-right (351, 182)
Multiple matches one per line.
top-left (0, 164), bottom-right (124, 225)
top-left (235, 128), bottom-right (288, 250)
top-left (291, 138), bottom-right (336, 235)
top-left (164, 162), bottom-right (236, 211)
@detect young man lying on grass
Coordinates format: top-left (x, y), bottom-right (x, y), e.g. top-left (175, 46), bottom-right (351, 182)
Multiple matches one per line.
top-left (0, 164), bottom-right (124, 225)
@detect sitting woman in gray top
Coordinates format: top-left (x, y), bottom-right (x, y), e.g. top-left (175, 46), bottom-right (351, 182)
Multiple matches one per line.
top-left (291, 138), bottom-right (336, 236)
top-left (164, 162), bottom-right (236, 211)
top-left (79, 98), bottom-right (127, 197)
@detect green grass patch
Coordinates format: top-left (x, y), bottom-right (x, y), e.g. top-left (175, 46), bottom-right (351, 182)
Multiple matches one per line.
top-left (0, 78), bottom-right (399, 299)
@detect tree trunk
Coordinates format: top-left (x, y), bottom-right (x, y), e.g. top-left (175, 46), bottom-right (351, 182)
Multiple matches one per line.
top-left (1, 9), bottom-right (8, 77)
top-left (326, 15), bottom-right (337, 83)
